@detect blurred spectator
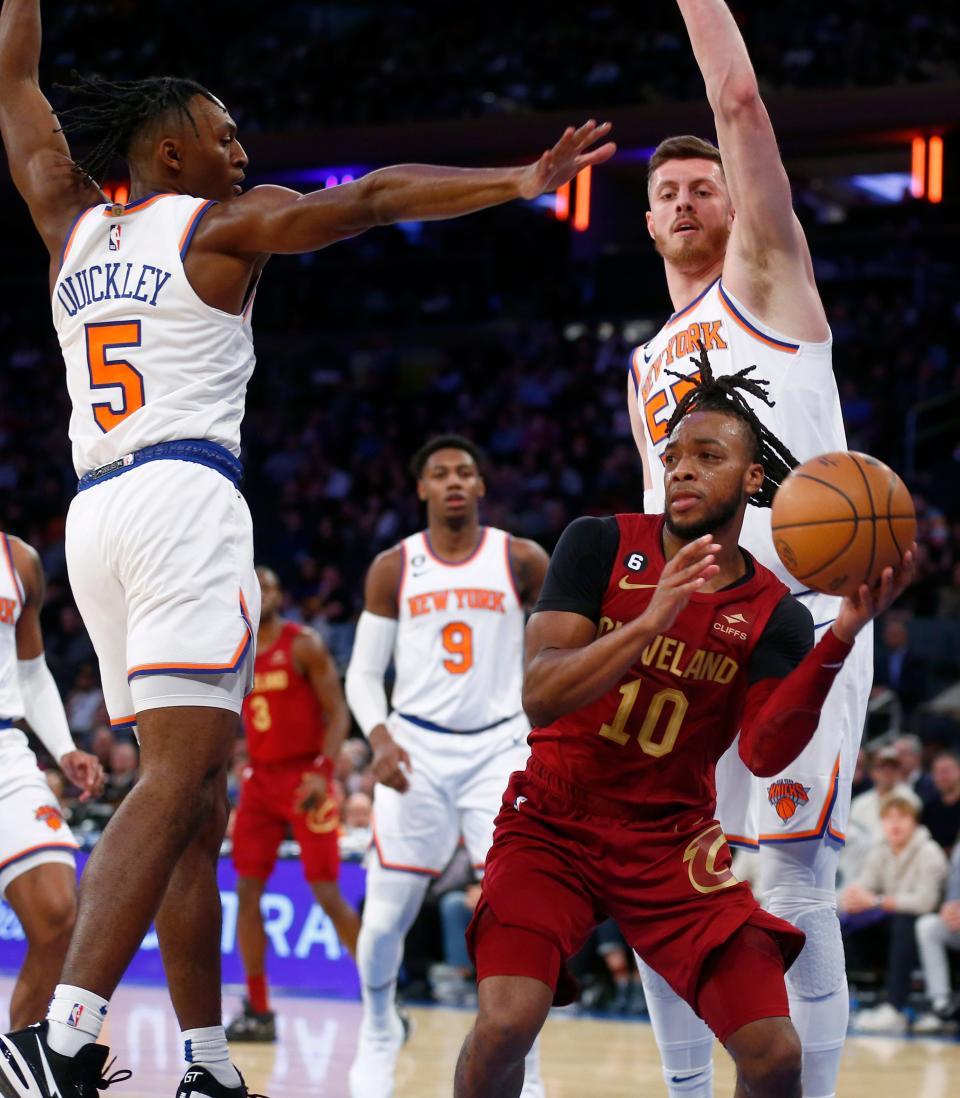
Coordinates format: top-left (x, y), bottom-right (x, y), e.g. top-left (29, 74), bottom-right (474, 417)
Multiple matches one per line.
top-left (840, 745), bottom-right (914, 885)
top-left (874, 616), bottom-right (928, 721)
top-left (89, 724), bottom-right (115, 770)
top-left (841, 793), bottom-right (948, 1032)
top-left (63, 663), bottom-right (105, 745)
top-left (913, 841), bottom-right (960, 1033)
top-left (594, 920), bottom-right (646, 1015)
top-left (103, 740), bottom-right (140, 806)
top-left (430, 882), bottom-right (482, 1006)
top-left (921, 750), bottom-right (960, 852)
top-left (339, 791), bottom-right (373, 860)
top-left (893, 733), bottom-right (937, 805)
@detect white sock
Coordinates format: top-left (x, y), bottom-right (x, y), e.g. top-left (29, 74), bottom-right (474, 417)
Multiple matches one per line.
top-left (182, 1026), bottom-right (241, 1088)
top-left (46, 985), bottom-right (109, 1057)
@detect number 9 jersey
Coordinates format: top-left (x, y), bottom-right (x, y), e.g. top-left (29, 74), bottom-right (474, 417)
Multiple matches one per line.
top-left (392, 526), bottom-right (525, 732)
top-left (52, 193), bottom-right (256, 477)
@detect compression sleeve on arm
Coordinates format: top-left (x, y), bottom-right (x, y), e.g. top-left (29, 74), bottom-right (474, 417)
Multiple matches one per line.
top-left (738, 629), bottom-right (853, 778)
top-left (17, 655), bottom-right (75, 763)
top-left (344, 611), bottom-right (398, 738)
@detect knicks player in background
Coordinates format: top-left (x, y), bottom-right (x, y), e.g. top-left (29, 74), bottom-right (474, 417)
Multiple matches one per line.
top-left (455, 378), bottom-right (912, 1098)
top-left (225, 566), bottom-right (359, 1043)
top-left (0, 534), bottom-right (104, 1029)
top-left (344, 436), bottom-right (549, 1098)
top-left (0, 1), bottom-right (612, 1095)
top-left (625, 4), bottom-right (873, 1097)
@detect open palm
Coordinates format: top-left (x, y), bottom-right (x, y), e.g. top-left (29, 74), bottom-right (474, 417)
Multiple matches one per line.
top-left (519, 119), bottom-right (616, 200)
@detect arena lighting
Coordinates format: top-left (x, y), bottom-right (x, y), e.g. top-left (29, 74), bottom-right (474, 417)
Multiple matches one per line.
top-left (555, 181), bottom-right (571, 220)
top-left (911, 137), bottom-right (926, 198)
top-left (572, 164), bottom-right (592, 232)
top-left (102, 181), bottom-right (130, 205)
top-left (928, 136), bottom-right (943, 204)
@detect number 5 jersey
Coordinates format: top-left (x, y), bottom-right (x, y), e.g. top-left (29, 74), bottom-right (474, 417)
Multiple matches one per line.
top-left (53, 193), bottom-right (255, 477)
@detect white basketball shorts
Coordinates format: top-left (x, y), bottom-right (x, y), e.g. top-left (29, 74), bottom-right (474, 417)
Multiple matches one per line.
top-left (0, 729), bottom-right (77, 896)
top-left (717, 594), bottom-right (873, 849)
top-left (66, 458), bottom-right (260, 731)
top-left (372, 712), bottom-right (531, 876)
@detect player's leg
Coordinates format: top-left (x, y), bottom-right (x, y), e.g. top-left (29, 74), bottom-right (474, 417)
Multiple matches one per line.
top-left (459, 724), bottom-right (545, 1098)
top-left (760, 840), bottom-right (846, 1098)
top-left (310, 881), bottom-right (361, 956)
top-left (696, 923), bottom-right (802, 1098)
top-left (637, 959), bottom-right (716, 1098)
top-left (454, 972), bottom-right (553, 1098)
top-left (4, 862), bottom-right (76, 1028)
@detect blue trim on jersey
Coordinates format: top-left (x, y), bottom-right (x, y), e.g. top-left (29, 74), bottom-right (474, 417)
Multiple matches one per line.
top-left (123, 191), bottom-right (165, 212)
top-left (59, 206), bottom-right (94, 270)
top-left (0, 718), bottom-right (14, 730)
top-left (397, 711), bottom-right (519, 736)
top-left (77, 439), bottom-right (243, 492)
top-left (126, 630), bottom-right (252, 682)
top-left (667, 276), bottom-right (720, 325)
top-left (717, 282), bottom-right (801, 351)
top-left (179, 200), bottom-right (218, 261)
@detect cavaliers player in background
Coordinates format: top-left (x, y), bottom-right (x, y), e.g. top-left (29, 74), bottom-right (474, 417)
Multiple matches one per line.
top-left (224, 566), bottom-right (358, 1043)
top-left (454, 372), bottom-right (913, 1098)
top-left (344, 435), bottom-right (549, 1098)
top-left (625, 4), bottom-right (872, 1095)
top-left (0, 0), bottom-right (613, 1094)
top-left (0, 534), bottom-right (104, 1028)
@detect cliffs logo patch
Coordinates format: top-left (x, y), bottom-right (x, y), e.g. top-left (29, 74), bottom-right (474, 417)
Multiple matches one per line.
top-left (713, 609), bottom-right (753, 641)
top-left (767, 779), bottom-right (810, 822)
top-left (35, 804), bottom-right (65, 831)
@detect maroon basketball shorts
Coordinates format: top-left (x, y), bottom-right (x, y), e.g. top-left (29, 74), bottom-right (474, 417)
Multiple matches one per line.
top-left (467, 758), bottom-right (805, 1042)
top-left (232, 759), bottom-right (340, 883)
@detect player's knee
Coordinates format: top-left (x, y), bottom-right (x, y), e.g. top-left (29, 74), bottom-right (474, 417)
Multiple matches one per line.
top-left (30, 889), bottom-right (76, 947)
top-left (473, 1007), bottom-right (539, 1066)
top-left (736, 1028), bottom-right (802, 1098)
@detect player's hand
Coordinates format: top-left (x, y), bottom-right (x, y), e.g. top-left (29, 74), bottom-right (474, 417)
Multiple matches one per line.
top-left (294, 770), bottom-right (329, 813)
top-left (518, 120), bottom-right (616, 200)
top-left (369, 725), bottom-right (413, 793)
top-left (941, 900), bottom-right (960, 932)
top-left (833, 546), bottom-right (916, 645)
top-left (840, 883), bottom-right (877, 914)
top-left (641, 535), bottom-right (720, 636)
top-left (59, 749), bottom-right (106, 802)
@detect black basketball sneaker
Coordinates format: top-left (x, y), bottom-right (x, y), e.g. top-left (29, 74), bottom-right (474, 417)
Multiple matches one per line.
top-left (175, 1067), bottom-right (266, 1098)
top-left (0, 1022), bottom-right (130, 1098)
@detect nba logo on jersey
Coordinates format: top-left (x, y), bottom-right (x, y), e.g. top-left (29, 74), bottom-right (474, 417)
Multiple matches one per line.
top-left (108, 224), bottom-right (122, 251)
top-left (67, 1003), bottom-right (84, 1028)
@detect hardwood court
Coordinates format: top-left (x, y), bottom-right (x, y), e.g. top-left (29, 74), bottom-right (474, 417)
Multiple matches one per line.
top-left (1, 977), bottom-right (957, 1096)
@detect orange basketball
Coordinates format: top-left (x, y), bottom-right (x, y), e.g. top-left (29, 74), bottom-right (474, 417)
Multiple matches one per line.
top-left (771, 452), bottom-right (916, 598)
top-left (776, 798), bottom-right (796, 820)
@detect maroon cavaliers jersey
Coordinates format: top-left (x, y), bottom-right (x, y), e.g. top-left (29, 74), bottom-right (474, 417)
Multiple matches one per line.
top-left (243, 620), bottom-right (326, 765)
top-left (530, 514), bottom-right (790, 811)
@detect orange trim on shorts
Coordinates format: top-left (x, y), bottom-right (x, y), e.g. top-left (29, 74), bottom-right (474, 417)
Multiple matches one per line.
top-left (126, 631), bottom-right (250, 678)
top-left (725, 833), bottom-right (759, 850)
top-left (758, 754), bottom-right (841, 843)
top-left (0, 841), bottom-right (78, 874)
top-left (109, 714), bottom-right (137, 729)
top-left (372, 830), bottom-right (442, 878)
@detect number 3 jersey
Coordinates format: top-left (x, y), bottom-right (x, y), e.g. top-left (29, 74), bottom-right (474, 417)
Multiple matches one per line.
top-left (530, 513), bottom-right (810, 813)
top-left (52, 193), bottom-right (256, 477)
top-left (391, 527), bottom-right (525, 732)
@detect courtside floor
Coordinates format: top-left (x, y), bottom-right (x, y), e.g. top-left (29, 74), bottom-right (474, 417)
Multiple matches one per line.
top-left (1, 976), bottom-right (958, 1096)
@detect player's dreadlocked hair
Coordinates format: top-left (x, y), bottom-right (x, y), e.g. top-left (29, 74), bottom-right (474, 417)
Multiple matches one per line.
top-left (663, 343), bottom-right (799, 508)
top-left (54, 73), bottom-right (220, 184)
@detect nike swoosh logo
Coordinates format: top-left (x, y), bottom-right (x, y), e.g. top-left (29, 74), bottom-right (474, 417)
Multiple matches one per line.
top-left (671, 1072), bottom-right (703, 1084)
top-left (618, 576), bottom-right (657, 591)
top-left (0, 1035), bottom-right (52, 1098)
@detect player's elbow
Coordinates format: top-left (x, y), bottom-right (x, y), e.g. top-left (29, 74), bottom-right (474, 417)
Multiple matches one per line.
top-left (353, 171), bottom-right (394, 228)
top-left (521, 680), bottom-right (554, 729)
top-left (715, 76), bottom-right (762, 123)
top-left (738, 735), bottom-right (780, 778)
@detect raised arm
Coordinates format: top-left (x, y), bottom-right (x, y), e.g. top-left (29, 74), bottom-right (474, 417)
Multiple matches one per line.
top-left (675, 0), bottom-right (827, 339)
top-left (0, 0), bottom-right (100, 257)
top-left (196, 120), bottom-right (615, 258)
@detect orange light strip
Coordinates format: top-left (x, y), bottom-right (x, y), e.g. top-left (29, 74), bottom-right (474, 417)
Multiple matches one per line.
top-left (928, 136), bottom-right (943, 204)
top-left (555, 181), bottom-right (570, 220)
top-left (911, 137), bottom-right (926, 199)
top-left (572, 165), bottom-right (592, 232)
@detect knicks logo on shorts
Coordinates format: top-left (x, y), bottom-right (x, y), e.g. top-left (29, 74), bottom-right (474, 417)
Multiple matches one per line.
top-left (683, 823), bottom-right (738, 894)
top-left (306, 797), bottom-right (339, 834)
top-left (35, 805), bottom-right (65, 831)
top-left (767, 779), bottom-right (810, 822)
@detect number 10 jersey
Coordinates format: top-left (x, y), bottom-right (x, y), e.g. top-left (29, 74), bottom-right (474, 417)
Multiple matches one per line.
top-left (52, 193), bottom-right (256, 477)
top-left (392, 526), bottom-right (525, 732)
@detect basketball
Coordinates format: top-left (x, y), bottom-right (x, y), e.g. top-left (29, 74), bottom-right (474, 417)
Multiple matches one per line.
top-left (771, 452), bottom-right (916, 597)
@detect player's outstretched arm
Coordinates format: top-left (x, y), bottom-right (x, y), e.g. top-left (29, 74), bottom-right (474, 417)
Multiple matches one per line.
top-left (199, 120), bottom-right (615, 256)
top-left (523, 535), bottom-right (719, 726)
top-left (675, 0), bottom-right (826, 337)
top-left (10, 536), bottom-right (105, 800)
top-left (0, 0), bottom-right (100, 257)
top-left (296, 629), bottom-right (351, 762)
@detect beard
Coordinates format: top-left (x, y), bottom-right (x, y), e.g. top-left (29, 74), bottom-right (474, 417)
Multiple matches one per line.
top-left (665, 486), bottom-right (743, 542)
top-left (654, 220), bottom-right (731, 269)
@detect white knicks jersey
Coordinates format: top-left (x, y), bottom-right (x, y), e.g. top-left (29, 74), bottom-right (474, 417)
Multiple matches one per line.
top-left (52, 192), bottom-right (256, 476)
top-left (0, 534), bottom-right (25, 720)
top-left (632, 277), bottom-right (846, 593)
top-left (391, 527), bottom-right (525, 730)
